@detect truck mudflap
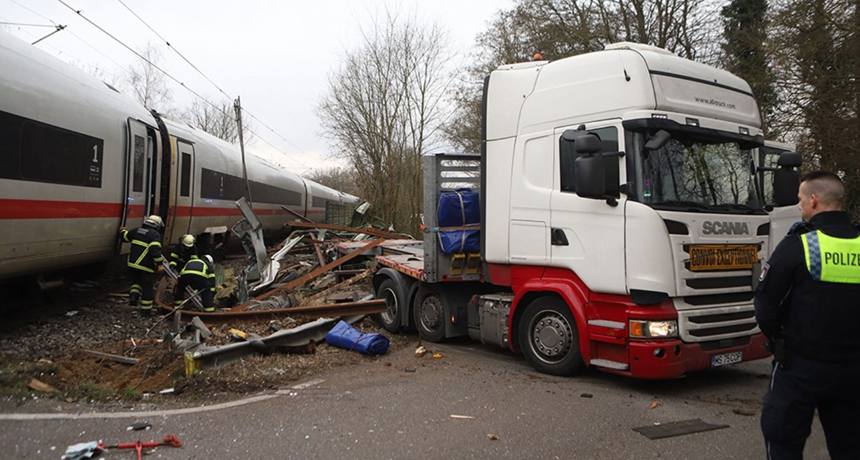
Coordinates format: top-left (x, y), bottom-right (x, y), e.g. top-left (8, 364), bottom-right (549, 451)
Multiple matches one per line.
top-left (606, 333), bottom-right (771, 379)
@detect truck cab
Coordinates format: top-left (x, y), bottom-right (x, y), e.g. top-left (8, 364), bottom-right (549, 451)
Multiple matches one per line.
top-left (373, 43), bottom-right (802, 379)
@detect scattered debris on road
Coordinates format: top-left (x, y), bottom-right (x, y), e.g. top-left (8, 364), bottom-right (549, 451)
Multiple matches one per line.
top-left (633, 419), bottom-right (730, 440)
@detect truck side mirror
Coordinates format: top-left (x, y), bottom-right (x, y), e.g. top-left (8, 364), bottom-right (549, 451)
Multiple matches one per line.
top-left (773, 152), bottom-right (802, 207)
top-left (574, 154), bottom-right (605, 199)
top-left (574, 134), bottom-right (602, 154)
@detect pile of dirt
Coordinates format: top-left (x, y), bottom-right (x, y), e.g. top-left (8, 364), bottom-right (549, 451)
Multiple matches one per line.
top-left (0, 261), bottom-right (408, 409)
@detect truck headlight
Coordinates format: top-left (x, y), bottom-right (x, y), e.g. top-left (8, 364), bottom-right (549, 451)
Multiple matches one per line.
top-left (629, 320), bottom-right (678, 338)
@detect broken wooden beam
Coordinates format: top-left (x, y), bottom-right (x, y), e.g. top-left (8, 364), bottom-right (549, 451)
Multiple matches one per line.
top-left (27, 378), bottom-right (57, 393)
top-left (85, 350), bottom-right (140, 365)
top-left (286, 221), bottom-right (403, 240)
top-left (233, 238), bottom-right (384, 310)
top-left (305, 268), bottom-right (373, 304)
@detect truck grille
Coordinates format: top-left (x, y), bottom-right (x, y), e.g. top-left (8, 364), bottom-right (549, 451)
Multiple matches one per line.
top-left (677, 304), bottom-right (760, 343)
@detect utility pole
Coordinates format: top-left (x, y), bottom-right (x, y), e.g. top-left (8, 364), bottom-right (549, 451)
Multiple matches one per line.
top-left (234, 96), bottom-right (252, 207)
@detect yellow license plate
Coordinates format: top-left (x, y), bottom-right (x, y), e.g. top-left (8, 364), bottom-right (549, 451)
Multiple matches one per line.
top-left (689, 245), bottom-right (758, 271)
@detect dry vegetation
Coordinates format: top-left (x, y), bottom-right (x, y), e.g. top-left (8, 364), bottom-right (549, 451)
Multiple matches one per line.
top-left (0, 258), bottom-right (410, 410)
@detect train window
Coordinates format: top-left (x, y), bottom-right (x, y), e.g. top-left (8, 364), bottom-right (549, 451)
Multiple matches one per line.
top-left (312, 196), bottom-right (329, 208)
top-left (180, 152), bottom-right (192, 197)
top-left (0, 111), bottom-right (103, 188)
top-left (200, 167), bottom-right (302, 205)
top-left (132, 135), bottom-right (145, 193)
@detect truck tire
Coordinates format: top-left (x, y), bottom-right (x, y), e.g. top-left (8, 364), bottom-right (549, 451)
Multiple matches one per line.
top-left (416, 287), bottom-right (446, 342)
top-left (518, 296), bottom-right (585, 376)
top-left (373, 278), bottom-right (403, 333)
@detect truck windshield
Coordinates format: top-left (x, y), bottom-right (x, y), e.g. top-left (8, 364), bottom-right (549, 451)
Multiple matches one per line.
top-left (632, 131), bottom-right (764, 213)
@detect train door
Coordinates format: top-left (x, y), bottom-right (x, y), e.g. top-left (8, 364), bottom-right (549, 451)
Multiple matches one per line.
top-left (121, 119), bottom-right (155, 230)
top-left (169, 140), bottom-right (195, 243)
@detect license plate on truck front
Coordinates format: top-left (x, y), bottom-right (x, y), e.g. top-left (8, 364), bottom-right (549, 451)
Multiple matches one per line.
top-left (711, 351), bottom-right (742, 367)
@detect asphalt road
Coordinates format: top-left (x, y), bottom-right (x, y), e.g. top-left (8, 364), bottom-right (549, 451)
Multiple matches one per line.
top-left (1, 338), bottom-right (828, 460)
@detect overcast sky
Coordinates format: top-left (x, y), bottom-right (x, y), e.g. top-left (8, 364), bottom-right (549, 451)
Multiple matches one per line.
top-left (1, 0), bottom-right (513, 174)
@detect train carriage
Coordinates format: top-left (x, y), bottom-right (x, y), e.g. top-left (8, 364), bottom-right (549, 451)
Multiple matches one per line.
top-left (0, 30), bottom-right (357, 283)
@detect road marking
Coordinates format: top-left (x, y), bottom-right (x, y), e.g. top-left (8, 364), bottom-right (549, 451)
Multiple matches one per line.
top-left (0, 380), bottom-right (325, 421)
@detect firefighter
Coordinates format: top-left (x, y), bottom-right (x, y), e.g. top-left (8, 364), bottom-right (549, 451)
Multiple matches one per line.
top-left (754, 171), bottom-right (860, 460)
top-left (168, 234), bottom-right (197, 273)
top-left (175, 254), bottom-right (216, 312)
top-left (119, 215), bottom-right (164, 317)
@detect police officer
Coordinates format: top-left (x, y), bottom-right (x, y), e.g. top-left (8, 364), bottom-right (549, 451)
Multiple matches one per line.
top-left (119, 215), bottom-right (164, 317)
top-left (175, 254), bottom-right (216, 312)
top-left (169, 234), bottom-right (197, 273)
top-left (755, 171), bottom-right (860, 460)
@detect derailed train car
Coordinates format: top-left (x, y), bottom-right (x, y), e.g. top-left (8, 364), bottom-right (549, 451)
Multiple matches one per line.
top-left (0, 30), bottom-right (356, 283)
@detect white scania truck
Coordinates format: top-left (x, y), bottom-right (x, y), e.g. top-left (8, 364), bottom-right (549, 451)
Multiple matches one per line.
top-left (371, 43), bottom-right (802, 379)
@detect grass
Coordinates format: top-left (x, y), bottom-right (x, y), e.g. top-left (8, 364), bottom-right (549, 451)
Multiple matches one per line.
top-left (64, 382), bottom-right (115, 402)
top-left (0, 362), bottom-right (60, 399)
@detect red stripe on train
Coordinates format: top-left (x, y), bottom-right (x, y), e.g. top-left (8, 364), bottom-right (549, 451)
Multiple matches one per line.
top-left (0, 199), bottom-right (126, 219)
top-left (0, 199), bottom-right (321, 220)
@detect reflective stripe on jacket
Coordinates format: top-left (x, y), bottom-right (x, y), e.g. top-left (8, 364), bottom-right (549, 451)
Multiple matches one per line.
top-left (180, 257), bottom-right (216, 292)
top-left (121, 226), bottom-right (163, 273)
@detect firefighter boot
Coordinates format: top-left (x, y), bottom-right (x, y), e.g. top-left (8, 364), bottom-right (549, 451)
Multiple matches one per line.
top-left (129, 292), bottom-right (140, 307)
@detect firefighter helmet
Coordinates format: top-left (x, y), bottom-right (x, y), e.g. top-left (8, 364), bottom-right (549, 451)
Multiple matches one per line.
top-left (204, 254), bottom-right (214, 265)
top-left (180, 234), bottom-right (196, 248)
top-left (144, 215), bottom-right (163, 228)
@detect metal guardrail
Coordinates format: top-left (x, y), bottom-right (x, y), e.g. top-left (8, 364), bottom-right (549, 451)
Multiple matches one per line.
top-left (184, 315), bottom-right (366, 372)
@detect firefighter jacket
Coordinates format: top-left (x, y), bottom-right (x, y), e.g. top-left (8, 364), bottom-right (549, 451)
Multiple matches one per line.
top-left (754, 211), bottom-right (860, 362)
top-left (179, 256), bottom-right (216, 293)
top-left (120, 225), bottom-right (163, 273)
top-left (169, 243), bottom-right (197, 270)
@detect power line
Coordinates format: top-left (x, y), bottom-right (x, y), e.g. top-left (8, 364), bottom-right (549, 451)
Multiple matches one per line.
top-left (116, 0), bottom-right (231, 102)
top-left (113, 0), bottom-right (312, 169)
top-left (8, 0), bottom-right (54, 22)
top-left (243, 110), bottom-right (306, 153)
top-left (56, 1), bottom-right (217, 114)
top-left (0, 22), bottom-right (55, 27)
top-left (5, 0), bottom-right (126, 69)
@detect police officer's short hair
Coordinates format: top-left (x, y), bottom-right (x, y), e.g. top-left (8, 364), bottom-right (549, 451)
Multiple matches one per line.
top-left (801, 171), bottom-right (844, 208)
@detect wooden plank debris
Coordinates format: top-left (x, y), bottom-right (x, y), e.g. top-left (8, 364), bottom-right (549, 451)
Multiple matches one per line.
top-left (304, 268), bottom-right (373, 304)
top-left (85, 350), bottom-right (140, 365)
top-left (27, 378), bottom-right (57, 393)
top-left (287, 221), bottom-right (404, 240)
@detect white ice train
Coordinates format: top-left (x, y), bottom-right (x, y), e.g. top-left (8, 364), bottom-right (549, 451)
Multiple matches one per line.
top-left (0, 30), bottom-right (357, 283)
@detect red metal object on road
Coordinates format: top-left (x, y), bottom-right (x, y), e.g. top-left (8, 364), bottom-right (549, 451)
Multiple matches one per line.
top-left (99, 435), bottom-right (182, 460)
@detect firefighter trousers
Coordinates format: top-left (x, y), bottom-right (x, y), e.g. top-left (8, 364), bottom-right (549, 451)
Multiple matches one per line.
top-left (176, 275), bottom-right (214, 311)
top-left (128, 269), bottom-right (155, 311)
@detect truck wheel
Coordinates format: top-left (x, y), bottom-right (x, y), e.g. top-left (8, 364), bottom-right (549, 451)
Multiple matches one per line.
top-left (372, 279), bottom-right (402, 333)
top-left (416, 288), bottom-right (446, 342)
top-left (518, 297), bottom-right (585, 376)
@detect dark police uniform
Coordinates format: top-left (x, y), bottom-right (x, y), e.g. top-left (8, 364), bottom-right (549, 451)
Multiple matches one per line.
top-left (754, 211), bottom-right (860, 460)
top-left (175, 256), bottom-right (216, 312)
top-left (119, 223), bottom-right (163, 315)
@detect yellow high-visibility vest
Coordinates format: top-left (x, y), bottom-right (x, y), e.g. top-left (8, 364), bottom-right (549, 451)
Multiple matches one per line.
top-left (801, 230), bottom-right (860, 284)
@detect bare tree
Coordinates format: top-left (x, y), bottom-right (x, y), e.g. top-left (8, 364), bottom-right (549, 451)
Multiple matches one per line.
top-left (70, 61), bottom-right (123, 92)
top-left (768, 0), bottom-right (860, 217)
top-left (304, 167), bottom-right (359, 196)
top-left (182, 96), bottom-right (252, 144)
top-left (124, 43), bottom-right (172, 111)
top-left (721, 0), bottom-right (778, 135)
top-left (317, 9), bottom-right (451, 235)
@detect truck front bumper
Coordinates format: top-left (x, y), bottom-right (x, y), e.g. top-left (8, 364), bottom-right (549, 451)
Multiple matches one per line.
top-left (615, 333), bottom-right (771, 379)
